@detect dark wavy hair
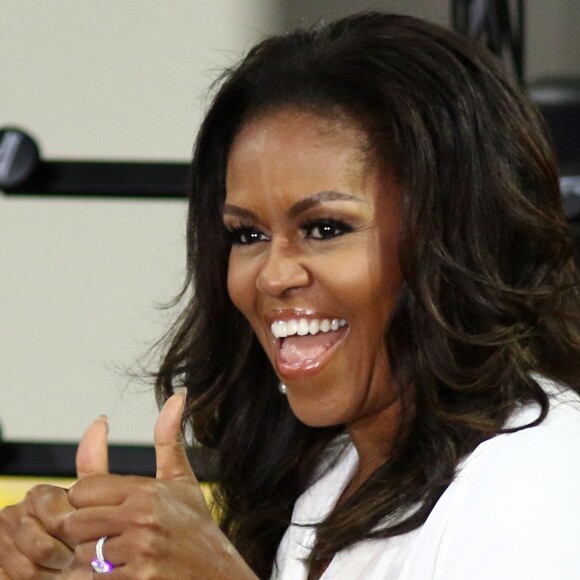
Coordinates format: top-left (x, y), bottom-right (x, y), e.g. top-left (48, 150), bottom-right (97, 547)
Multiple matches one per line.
top-left (154, 12), bottom-right (580, 578)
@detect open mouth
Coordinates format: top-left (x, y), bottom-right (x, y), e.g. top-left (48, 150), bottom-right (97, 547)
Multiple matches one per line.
top-left (270, 317), bottom-right (348, 377)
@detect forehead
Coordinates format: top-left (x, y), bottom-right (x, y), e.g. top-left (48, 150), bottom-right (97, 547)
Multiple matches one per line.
top-left (227, 107), bottom-right (375, 176)
top-left (224, 107), bottom-right (402, 220)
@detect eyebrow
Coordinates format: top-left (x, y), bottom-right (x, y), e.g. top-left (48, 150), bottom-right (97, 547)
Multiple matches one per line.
top-left (223, 190), bottom-right (365, 221)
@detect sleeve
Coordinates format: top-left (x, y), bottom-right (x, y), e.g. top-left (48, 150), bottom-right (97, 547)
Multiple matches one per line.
top-left (270, 524), bottom-right (291, 579)
top-left (438, 426), bottom-right (580, 580)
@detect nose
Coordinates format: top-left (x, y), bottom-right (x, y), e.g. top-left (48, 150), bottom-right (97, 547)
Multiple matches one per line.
top-left (256, 239), bottom-right (310, 297)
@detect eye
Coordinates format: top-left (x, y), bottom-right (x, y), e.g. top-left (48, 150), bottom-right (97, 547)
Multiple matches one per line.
top-left (303, 219), bottom-right (353, 240)
top-left (226, 226), bottom-right (269, 245)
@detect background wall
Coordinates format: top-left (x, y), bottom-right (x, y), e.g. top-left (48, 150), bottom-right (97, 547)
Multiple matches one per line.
top-left (1, 1), bottom-right (579, 446)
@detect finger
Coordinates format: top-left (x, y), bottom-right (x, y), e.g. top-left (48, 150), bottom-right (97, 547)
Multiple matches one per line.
top-left (24, 484), bottom-right (76, 550)
top-left (75, 534), bottom-right (127, 569)
top-left (154, 389), bottom-right (196, 482)
top-left (14, 513), bottom-right (74, 570)
top-left (76, 415), bottom-right (109, 479)
top-left (68, 474), bottom-right (141, 508)
top-left (64, 505), bottom-right (126, 544)
top-left (0, 504), bottom-right (68, 578)
top-left (0, 552), bottom-right (62, 580)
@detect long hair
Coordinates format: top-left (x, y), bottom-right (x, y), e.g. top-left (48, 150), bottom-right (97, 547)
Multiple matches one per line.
top-left (155, 12), bottom-right (580, 577)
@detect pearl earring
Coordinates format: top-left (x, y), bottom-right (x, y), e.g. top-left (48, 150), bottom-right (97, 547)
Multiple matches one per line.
top-left (278, 382), bottom-right (287, 394)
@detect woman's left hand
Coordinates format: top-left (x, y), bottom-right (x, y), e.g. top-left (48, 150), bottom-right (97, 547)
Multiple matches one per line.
top-left (63, 392), bottom-right (257, 579)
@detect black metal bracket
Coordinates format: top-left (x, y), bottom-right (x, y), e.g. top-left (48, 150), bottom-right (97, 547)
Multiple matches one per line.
top-left (4, 160), bottom-right (190, 199)
top-left (0, 128), bottom-right (189, 199)
top-left (0, 441), bottom-right (217, 481)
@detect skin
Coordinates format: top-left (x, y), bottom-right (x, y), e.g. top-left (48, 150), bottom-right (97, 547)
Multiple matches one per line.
top-left (225, 107), bottom-right (405, 482)
top-left (0, 393), bottom-right (257, 579)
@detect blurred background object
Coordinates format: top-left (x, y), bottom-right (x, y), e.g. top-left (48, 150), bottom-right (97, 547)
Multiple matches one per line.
top-left (529, 78), bottom-right (580, 218)
top-left (452, 0), bottom-right (524, 82)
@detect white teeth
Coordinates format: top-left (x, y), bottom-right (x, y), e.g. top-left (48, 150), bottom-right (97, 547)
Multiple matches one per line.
top-left (270, 317), bottom-right (348, 339)
top-left (287, 319), bottom-right (298, 336)
top-left (272, 320), bottom-right (287, 338)
top-left (297, 318), bottom-right (309, 336)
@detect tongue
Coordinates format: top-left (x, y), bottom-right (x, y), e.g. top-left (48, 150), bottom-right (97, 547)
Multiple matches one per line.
top-left (279, 329), bottom-right (345, 365)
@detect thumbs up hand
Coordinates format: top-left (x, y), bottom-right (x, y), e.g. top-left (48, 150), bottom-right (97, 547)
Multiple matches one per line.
top-left (66, 390), bottom-right (256, 579)
top-left (0, 417), bottom-right (109, 578)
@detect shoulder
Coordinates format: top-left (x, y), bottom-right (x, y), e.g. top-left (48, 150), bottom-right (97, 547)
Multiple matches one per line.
top-left (461, 378), bottom-right (580, 482)
top-left (426, 381), bottom-right (580, 579)
top-left (457, 379), bottom-right (580, 512)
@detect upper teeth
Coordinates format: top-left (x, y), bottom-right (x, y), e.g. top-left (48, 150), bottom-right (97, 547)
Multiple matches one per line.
top-left (271, 318), bottom-right (347, 339)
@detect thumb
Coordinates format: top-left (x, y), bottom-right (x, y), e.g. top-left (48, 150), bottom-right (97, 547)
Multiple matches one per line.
top-left (75, 415), bottom-right (109, 479)
top-left (154, 388), bottom-right (197, 482)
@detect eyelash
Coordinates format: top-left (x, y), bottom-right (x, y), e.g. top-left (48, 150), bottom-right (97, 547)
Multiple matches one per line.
top-left (225, 218), bottom-right (353, 246)
top-left (226, 226), bottom-right (267, 245)
top-left (302, 218), bottom-right (353, 240)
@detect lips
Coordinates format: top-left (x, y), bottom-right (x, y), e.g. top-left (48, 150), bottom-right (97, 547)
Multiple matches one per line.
top-left (269, 316), bottom-right (349, 379)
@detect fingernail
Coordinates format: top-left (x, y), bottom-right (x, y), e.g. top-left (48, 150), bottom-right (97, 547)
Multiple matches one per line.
top-left (174, 387), bottom-right (187, 397)
top-left (97, 414), bottom-right (109, 433)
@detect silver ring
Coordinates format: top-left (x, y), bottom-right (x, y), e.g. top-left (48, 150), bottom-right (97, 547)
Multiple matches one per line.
top-left (91, 536), bottom-right (114, 574)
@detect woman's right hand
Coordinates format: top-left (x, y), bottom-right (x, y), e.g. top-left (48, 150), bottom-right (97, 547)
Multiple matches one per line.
top-left (0, 484), bottom-right (78, 578)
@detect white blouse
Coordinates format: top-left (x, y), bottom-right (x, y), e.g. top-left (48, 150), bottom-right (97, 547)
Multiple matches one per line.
top-left (272, 377), bottom-right (580, 579)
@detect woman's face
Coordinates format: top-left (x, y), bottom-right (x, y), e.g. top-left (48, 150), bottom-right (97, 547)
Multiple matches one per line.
top-left (224, 108), bottom-right (404, 434)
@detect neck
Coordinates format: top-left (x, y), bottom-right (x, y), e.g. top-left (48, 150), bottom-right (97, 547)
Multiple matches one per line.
top-left (344, 385), bottom-right (414, 501)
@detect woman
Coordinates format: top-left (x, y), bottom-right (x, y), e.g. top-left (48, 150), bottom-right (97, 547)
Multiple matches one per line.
top-left (2, 11), bottom-right (580, 579)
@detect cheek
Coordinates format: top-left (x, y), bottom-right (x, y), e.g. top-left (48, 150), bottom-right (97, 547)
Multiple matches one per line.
top-left (227, 254), bottom-right (257, 321)
top-left (319, 246), bottom-right (397, 310)
top-left (323, 250), bottom-right (402, 345)
top-left (226, 256), bottom-right (245, 312)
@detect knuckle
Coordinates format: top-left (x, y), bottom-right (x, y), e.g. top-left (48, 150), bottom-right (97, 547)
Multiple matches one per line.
top-left (23, 484), bottom-right (50, 504)
top-left (135, 479), bottom-right (158, 498)
top-left (135, 561), bottom-right (161, 580)
top-left (134, 528), bottom-right (161, 560)
top-left (24, 484), bottom-right (63, 515)
top-left (134, 510), bottom-right (161, 531)
top-left (30, 535), bottom-right (54, 562)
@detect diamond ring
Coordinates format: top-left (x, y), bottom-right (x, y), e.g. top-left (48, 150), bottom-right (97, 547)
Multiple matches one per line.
top-left (91, 536), bottom-right (114, 574)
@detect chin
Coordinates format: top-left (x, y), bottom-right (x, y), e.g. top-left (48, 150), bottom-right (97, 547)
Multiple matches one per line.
top-left (286, 396), bottom-right (352, 428)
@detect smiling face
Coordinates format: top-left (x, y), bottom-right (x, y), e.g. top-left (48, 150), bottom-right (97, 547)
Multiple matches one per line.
top-left (224, 108), bottom-right (404, 443)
